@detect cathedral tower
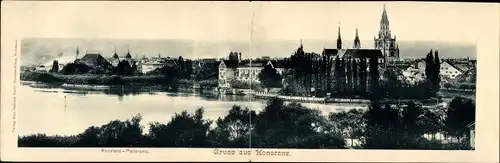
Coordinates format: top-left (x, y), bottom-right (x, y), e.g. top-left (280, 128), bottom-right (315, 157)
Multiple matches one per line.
top-left (374, 5), bottom-right (400, 61)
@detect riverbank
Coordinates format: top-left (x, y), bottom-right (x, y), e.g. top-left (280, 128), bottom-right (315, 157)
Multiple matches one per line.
top-left (253, 92), bottom-right (446, 105)
top-left (20, 71), bottom-right (218, 91)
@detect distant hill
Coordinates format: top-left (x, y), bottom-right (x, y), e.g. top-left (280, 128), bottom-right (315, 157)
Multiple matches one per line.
top-left (21, 38), bottom-right (476, 65)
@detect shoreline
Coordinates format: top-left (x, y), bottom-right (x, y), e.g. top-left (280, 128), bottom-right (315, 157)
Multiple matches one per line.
top-left (21, 80), bottom-right (452, 106)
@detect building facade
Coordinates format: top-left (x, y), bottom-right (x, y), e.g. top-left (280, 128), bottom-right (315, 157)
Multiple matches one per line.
top-left (218, 54), bottom-right (283, 88)
top-left (139, 61), bottom-right (163, 74)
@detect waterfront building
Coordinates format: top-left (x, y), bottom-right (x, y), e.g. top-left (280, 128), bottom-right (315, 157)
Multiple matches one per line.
top-left (35, 65), bottom-right (49, 72)
top-left (218, 52), bottom-right (283, 88)
top-left (139, 60), bottom-right (164, 74)
top-left (75, 53), bottom-right (112, 69)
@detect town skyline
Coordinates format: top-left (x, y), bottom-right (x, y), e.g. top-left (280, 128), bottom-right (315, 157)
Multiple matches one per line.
top-left (21, 38), bottom-right (476, 66)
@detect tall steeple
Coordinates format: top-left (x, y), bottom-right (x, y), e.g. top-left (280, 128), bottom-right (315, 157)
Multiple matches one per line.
top-left (374, 4), bottom-right (399, 61)
top-left (300, 38), bottom-right (303, 49)
top-left (337, 23), bottom-right (342, 50)
top-left (353, 25), bottom-right (361, 49)
top-left (75, 46), bottom-right (80, 60)
top-left (381, 4), bottom-right (389, 25)
top-left (379, 4), bottom-right (391, 39)
top-left (112, 46), bottom-right (119, 58)
top-left (125, 44), bottom-right (132, 58)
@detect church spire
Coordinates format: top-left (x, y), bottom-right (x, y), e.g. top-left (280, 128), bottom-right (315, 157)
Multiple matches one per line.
top-left (112, 45), bottom-right (119, 58)
top-left (125, 44), bottom-right (132, 58)
top-left (337, 22), bottom-right (342, 49)
top-left (353, 26), bottom-right (361, 49)
top-left (381, 4), bottom-right (389, 25)
top-left (300, 38), bottom-right (303, 49)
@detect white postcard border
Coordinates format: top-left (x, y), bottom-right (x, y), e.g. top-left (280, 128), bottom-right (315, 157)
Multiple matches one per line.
top-left (1, 1), bottom-right (499, 162)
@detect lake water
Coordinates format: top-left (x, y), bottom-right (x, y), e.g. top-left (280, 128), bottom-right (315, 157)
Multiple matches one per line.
top-left (17, 85), bottom-right (368, 136)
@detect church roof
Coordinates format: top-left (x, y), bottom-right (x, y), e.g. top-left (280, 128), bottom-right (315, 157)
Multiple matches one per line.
top-left (323, 49), bottom-right (339, 56)
top-left (220, 60), bottom-right (239, 69)
top-left (343, 49), bottom-right (384, 58)
top-left (81, 53), bottom-right (103, 60)
top-left (125, 53), bottom-right (132, 58)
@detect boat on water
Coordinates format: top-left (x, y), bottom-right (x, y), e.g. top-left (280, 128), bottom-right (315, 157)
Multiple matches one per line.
top-left (61, 84), bottom-right (110, 91)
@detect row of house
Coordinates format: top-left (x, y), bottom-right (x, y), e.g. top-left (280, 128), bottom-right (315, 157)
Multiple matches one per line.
top-left (29, 47), bottom-right (223, 75)
top-left (400, 58), bottom-right (476, 84)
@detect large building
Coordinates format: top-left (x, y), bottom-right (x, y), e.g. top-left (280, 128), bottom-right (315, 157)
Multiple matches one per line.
top-left (218, 52), bottom-right (284, 88)
top-left (374, 5), bottom-right (400, 62)
top-left (139, 60), bottom-right (163, 74)
top-left (75, 53), bottom-right (112, 69)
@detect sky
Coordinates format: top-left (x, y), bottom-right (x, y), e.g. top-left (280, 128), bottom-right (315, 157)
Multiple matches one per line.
top-left (5, 1), bottom-right (491, 65)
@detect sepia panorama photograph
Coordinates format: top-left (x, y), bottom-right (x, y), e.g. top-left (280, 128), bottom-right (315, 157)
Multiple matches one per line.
top-left (16, 2), bottom-right (478, 151)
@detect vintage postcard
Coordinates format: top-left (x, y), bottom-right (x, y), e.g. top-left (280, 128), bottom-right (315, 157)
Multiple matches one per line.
top-left (1, 1), bottom-right (499, 162)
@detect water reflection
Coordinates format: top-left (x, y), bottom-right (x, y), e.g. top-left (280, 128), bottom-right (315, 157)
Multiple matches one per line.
top-left (18, 85), bottom-right (367, 136)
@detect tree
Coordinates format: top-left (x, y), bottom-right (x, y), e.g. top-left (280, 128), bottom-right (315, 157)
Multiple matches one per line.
top-left (329, 109), bottom-right (365, 147)
top-left (444, 97), bottom-right (475, 139)
top-left (340, 58), bottom-right (347, 95)
top-left (253, 98), bottom-right (346, 148)
top-left (193, 60), bottom-right (218, 81)
top-left (334, 56), bottom-right (341, 96)
top-left (148, 108), bottom-right (212, 147)
top-left (352, 59), bottom-right (359, 95)
top-left (321, 51), bottom-right (334, 95)
top-left (434, 51), bottom-right (441, 90)
top-left (425, 50), bottom-right (436, 96)
top-left (131, 61), bottom-right (138, 75)
top-left (114, 60), bottom-right (133, 76)
top-left (425, 50), bottom-right (434, 82)
top-left (401, 101), bottom-right (426, 137)
top-left (184, 59), bottom-right (193, 79)
top-left (358, 58), bottom-right (368, 96)
top-left (381, 68), bottom-right (401, 98)
top-left (258, 64), bottom-right (283, 88)
top-left (369, 56), bottom-right (380, 99)
top-left (209, 105), bottom-right (257, 147)
top-left (363, 102), bottom-right (402, 149)
top-left (61, 62), bottom-right (92, 75)
top-left (76, 114), bottom-right (144, 147)
top-left (50, 60), bottom-right (59, 73)
top-left (346, 57), bottom-right (353, 95)
top-left (228, 52), bottom-right (240, 62)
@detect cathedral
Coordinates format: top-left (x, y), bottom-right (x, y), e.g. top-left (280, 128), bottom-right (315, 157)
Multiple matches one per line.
top-left (326, 5), bottom-right (399, 64)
